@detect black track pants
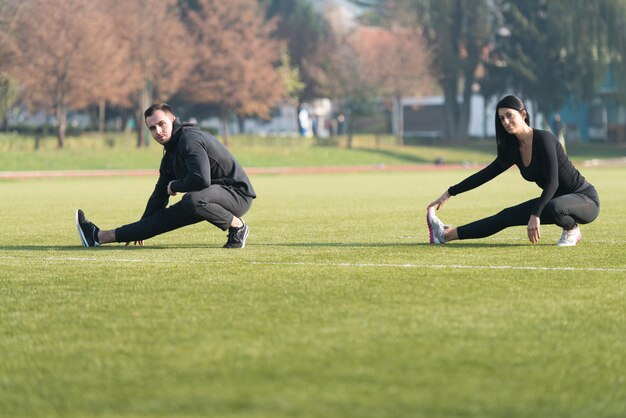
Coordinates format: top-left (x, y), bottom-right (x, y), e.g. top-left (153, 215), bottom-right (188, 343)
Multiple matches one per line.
top-left (457, 185), bottom-right (599, 240)
top-left (115, 185), bottom-right (253, 243)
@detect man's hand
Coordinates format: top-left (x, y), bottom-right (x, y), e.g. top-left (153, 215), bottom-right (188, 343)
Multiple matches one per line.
top-left (167, 181), bottom-right (177, 196)
top-left (527, 215), bottom-right (541, 243)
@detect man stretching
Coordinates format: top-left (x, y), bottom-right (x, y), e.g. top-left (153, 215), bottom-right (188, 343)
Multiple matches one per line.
top-left (76, 103), bottom-right (256, 248)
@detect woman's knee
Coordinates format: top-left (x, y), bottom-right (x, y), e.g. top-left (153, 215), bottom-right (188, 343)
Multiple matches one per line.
top-left (542, 200), bottom-right (559, 217)
top-left (578, 202), bottom-right (600, 224)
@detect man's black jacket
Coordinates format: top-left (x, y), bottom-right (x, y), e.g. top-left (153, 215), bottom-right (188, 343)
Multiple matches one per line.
top-left (142, 119), bottom-right (256, 219)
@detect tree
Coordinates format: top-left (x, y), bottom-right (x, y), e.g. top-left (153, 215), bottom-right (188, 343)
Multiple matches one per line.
top-left (354, 0), bottom-right (494, 142)
top-left (277, 47), bottom-right (305, 105)
top-left (260, 0), bottom-right (330, 101)
top-left (184, 0), bottom-right (285, 145)
top-left (309, 29), bottom-right (380, 148)
top-left (0, 75), bottom-right (18, 131)
top-left (348, 25), bottom-right (433, 145)
top-left (609, 0), bottom-right (626, 101)
top-left (0, 1), bottom-right (18, 72)
top-left (0, 0), bottom-right (19, 130)
top-left (12, 0), bottom-right (135, 147)
top-left (482, 0), bottom-right (626, 116)
top-left (109, 0), bottom-right (193, 147)
top-left (412, 0), bottom-right (493, 142)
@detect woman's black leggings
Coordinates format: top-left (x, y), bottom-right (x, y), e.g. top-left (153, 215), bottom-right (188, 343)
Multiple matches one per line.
top-left (457, 185), bottom-right (600, 240)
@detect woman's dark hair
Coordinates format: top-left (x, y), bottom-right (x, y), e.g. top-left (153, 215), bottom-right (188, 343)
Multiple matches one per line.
top-left (495, 95), bottom-right (530, 165)
top-left (144, 103), bottom-right (175, 120)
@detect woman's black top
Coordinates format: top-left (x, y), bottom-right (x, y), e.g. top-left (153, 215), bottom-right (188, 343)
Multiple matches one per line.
top-left (448, 129), bottom-right (587, 217)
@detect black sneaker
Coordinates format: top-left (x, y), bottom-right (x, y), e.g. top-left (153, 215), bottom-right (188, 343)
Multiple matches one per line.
top-left (76, 209), bottom-right (100, 247)
top-left (223, 221), bottom-right (249, 248)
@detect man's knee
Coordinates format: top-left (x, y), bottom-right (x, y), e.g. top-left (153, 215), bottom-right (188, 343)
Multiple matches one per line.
top-left (181, 189), bottom-right (230, 216)
top-left (181, 192), bottom-right (200, 216)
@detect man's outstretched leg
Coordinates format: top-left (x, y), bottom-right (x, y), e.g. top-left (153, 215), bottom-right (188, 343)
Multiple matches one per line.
top-left (76, 205), bottom-right (200, 247)
top-left (76, 198), bottom-right (250, 248)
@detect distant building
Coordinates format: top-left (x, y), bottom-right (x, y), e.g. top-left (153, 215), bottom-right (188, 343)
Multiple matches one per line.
top-left (400, 95), bottom-right (542, 139)
top-left (557, 70), bottom-right (626, 143)
top-left (399, 90), bottom-right (625, 143)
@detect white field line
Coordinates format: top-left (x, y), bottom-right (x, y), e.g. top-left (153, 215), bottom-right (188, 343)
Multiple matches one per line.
top-left (1, 256), bottom-right (625, 273)
top-left (253, 261), bottom-right (626, 273)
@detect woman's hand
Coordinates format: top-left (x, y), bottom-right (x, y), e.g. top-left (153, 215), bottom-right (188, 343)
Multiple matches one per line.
top-left (428, 190), bottom-right (451, 210)
top-left (527, 215), bottom-right (541, 243)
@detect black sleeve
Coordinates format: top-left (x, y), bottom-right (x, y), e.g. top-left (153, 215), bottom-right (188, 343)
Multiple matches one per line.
top-left (141, 159), bottom-right (172, 219)
top-left (169, 133), bottom-right (212, 193)
top-left (448, 158), bottom-right (511, 196)
top-left (532, 134), bottom-right (559, 217)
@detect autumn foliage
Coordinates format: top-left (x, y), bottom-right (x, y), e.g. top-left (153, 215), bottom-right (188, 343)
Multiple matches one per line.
top-left (12, 0), bottom-right (129, 146)
top-left (348, 26), bottom-right (433, 144)
top-left (2, 0), bottom-right (288, 147)
top-left (106, 0), bottom-right (192, 146)
top-left (184, 0), bottom-right (285, 144)
top-left (309, 22), bottom-right (432, 146)
top-left (1, 0), bottom-right (437, 147)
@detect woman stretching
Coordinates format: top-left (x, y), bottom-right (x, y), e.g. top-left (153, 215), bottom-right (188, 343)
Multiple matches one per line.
top-left (427, 95), bottom-right (600, 246)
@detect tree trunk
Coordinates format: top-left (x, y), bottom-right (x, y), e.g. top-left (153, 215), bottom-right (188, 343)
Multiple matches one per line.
top-left (236, 114), bottom-right (245, 135)
top-left (346, 109), bottom-right (353, 149)
top-left (98, 99), bottom-right (106, 134)
top-left (56, 103), bottom-right (66, 148)
top-left (220, 109), bottom-right (230, 147)
top-left (394, 94), bottom-right (404, 146)
top-left (458, 36), bottom-right (481, 143)
top-left (137, 80), bottom-right (152, 147)
top-left (458, 73), bottom-right (473, 143)
top-left (0, 78), bottom-right (7, 132)
top-left (136, 106), bottom-right (145, 147)
top-left (442, 80), bottom-right (459, 142)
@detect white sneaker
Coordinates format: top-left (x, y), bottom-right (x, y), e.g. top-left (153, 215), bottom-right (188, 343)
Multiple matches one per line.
top-left (427, 207), bottom-right (446, 244)
top-left (557, 225), bottom-right (581, 247)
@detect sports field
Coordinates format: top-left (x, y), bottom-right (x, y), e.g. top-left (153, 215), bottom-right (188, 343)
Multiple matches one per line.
top-left (1, 159), bottom-right (625, 417)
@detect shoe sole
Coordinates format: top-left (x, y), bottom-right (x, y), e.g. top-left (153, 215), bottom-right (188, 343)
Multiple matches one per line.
top-left (426, 208), bottom-right (443, 244)
top-left (76, 210), bottom-right (89, 247)
top-left (240, 225), bottom-right (250, 249)
top-left (557, 232), bottom-right (582, 247)
top-left (426, 209), bottom-right (435, 244)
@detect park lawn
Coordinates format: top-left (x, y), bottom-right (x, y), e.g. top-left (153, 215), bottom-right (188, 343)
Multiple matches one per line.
top-left (0, 132), bottom-right (495, 170)
top-left (0, 167), bottom-right (625, 418)
top-left (1, 132), bottom-right (624, 171)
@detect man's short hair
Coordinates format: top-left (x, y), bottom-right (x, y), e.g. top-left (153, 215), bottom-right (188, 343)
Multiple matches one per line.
top-left (144, 103), bottom-right (175, 120)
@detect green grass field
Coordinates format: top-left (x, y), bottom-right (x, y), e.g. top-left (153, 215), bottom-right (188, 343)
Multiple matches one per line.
top-left (1, 132), bottom-right (624, 170)
top-left (1, 162), bottom-right (625, 417)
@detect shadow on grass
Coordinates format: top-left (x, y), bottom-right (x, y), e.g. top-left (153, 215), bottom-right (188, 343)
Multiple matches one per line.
top-left (255, 242), bottom-right (532, 248)
top-left (258, 242), bottom-right (415, 248)
top-left (357, 147), bottom-right (433, 165)
top-left (0, 241), bottom-right (534, 252)
top-left (0, 245), bottom-right (196, 251)
top-left (429, 242), bottom-right (535, 248)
